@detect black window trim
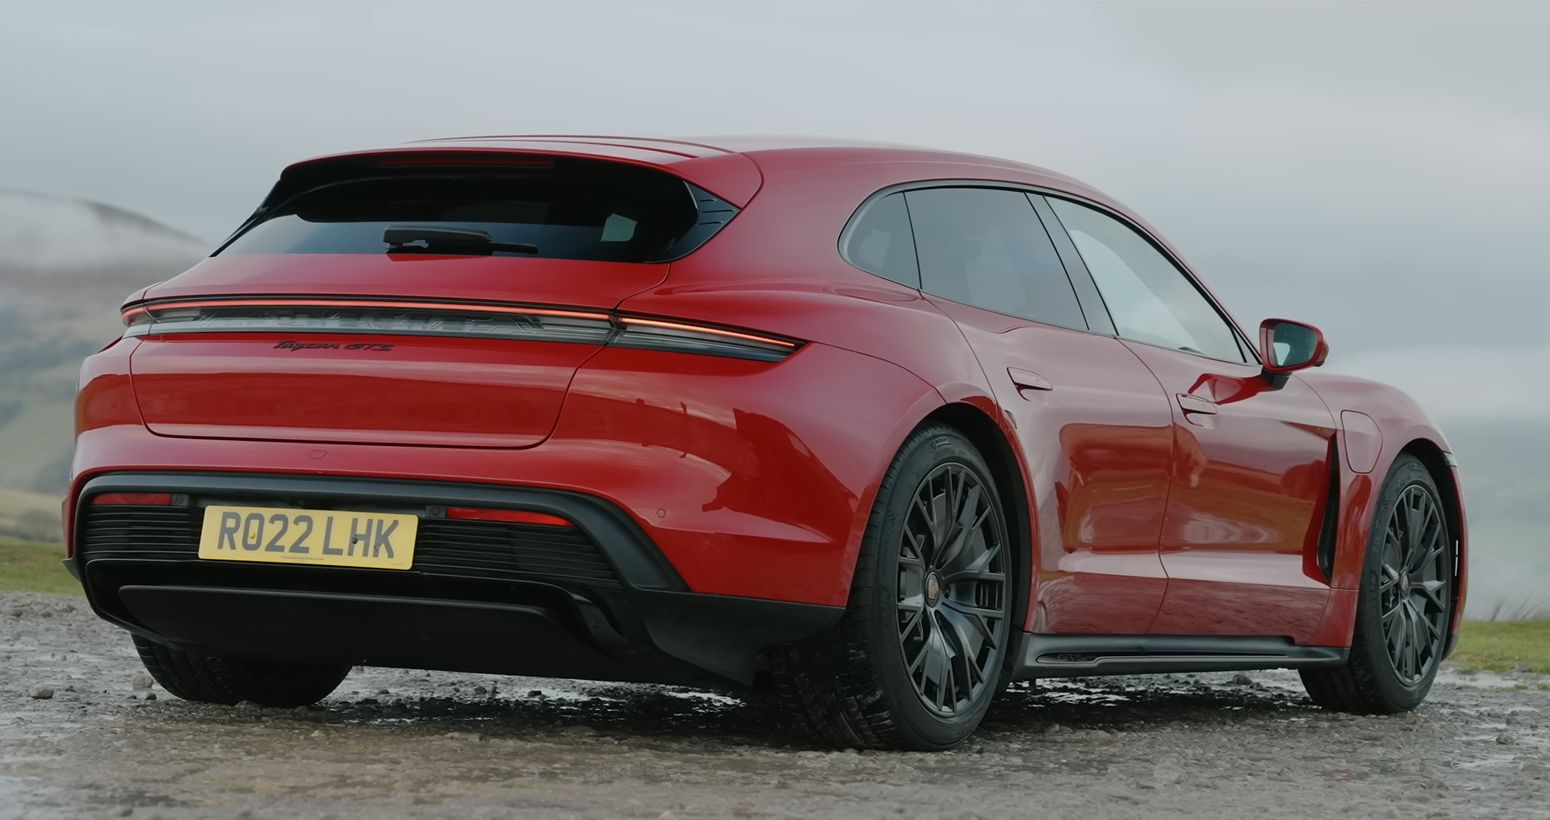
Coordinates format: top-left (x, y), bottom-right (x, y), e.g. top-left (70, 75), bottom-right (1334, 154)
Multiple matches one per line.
top-left (839, 180), bottom-right (1099, 333)
top-left (1037, 191), bottom-right (1261, 367)
top-left (839, 179), bottom-right (1261, 364)
top-left (214, 167), bottom-right (734, 264)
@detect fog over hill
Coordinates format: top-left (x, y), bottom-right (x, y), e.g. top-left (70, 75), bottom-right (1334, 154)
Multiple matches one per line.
top-left (0, 189), bottom-right (206, 528)
top-left (0, 188), bottom-right (207, 285)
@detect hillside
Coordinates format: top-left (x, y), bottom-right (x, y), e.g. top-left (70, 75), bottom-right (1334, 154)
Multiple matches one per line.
top-left (0, 189), bottom-right (207, 539)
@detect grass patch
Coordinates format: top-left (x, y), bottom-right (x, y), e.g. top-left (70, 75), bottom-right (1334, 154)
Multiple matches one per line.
top-left (1450, 620), bottom-right (1550, 674)
top-left (0, 537), bottom-right (78, 596)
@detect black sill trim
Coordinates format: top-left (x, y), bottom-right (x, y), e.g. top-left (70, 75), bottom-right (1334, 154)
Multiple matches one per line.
top-left (1013, 633), bottom-right (1348, 680)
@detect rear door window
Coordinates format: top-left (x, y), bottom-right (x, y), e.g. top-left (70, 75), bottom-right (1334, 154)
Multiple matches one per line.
top-left (905, 187), bottom-right (1087, 330)
top-left (220, 162), bottom-right (705, 263)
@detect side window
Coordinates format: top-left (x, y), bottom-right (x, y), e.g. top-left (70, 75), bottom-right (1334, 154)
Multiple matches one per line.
top-left (1046, 197), bottom-right (1246, 362)
top-left (843, 192), bottom-right (920, 288)
top-left (905, 187), bottom-right (1087, 330)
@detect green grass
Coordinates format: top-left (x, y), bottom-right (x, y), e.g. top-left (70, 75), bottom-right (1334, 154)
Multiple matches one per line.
top-left (1449, 620), bottom-right (1550, 674)
top-left (0, 537), bottom-right (78, 596)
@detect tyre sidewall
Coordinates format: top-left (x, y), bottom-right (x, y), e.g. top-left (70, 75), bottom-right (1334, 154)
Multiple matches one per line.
top-left (1350, 455), bottom-right (1452, 709)
top-left (860, 428), bottom-right (1011, 749)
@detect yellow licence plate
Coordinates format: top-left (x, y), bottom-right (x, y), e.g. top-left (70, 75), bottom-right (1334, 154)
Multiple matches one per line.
top-left (197, 505), bottom-right (417, 570)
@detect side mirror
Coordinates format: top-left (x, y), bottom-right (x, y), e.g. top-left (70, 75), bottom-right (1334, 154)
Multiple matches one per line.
top-left (1259, 318), bottom-right (1329, 376)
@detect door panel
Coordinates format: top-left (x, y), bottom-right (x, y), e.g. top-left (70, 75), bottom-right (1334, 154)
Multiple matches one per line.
top-left (1042, 194), bottom-right (1339, 642)
top-left (1123, 346), bottom-right (1337, 640)
top-left (932, 300), bottom-right (1174, 634)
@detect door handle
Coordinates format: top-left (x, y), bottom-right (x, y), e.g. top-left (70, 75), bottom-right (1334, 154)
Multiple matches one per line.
top-left (1176, 394), bottom-right (1219, 415)
top-left (1008, 367), bottom-right (1054, 393)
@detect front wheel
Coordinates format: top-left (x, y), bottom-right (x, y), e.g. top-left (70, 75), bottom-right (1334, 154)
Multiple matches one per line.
top-left (771, 424), bottom-right (1013, 750)
top-left (1301, 454), bottom-right (1454, 713)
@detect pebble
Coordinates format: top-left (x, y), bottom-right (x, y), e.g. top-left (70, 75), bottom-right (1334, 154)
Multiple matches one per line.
top-left (28, 686), bottom-right (54, 700)
top-left (1496, 734), bottom-right (1515, 745)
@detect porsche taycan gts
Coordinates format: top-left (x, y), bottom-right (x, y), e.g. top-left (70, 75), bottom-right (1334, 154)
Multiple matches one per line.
top-left (68, 136), bottom-right (1465, 749)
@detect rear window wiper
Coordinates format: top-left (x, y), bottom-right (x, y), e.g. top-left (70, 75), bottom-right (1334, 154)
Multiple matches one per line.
top-left (383, 225), bottom-right (538, 255)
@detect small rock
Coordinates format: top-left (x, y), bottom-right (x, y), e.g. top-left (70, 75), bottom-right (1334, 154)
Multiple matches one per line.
top-left (377, 688), bottom-right (390, 695)
top-left (28, 686), bottom-right (54, 700)
top-left (131, 673), bottom-right (154, 690)
top-left (1229, 673), bottom-right (1254, 686)
top-left (1496, 734), bottom-right (1515, 745)
top-left (473, 685), bottom-right (488, 695)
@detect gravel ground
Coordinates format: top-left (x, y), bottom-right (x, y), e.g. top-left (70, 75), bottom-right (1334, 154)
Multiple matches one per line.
top-left (2, 592), bottom-right (1547, 820)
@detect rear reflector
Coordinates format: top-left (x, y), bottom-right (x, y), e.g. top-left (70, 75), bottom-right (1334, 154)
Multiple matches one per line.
top-left (91, 493), bottom-right (175, 506)
top-left (445, 506), bottom-right (573, 527)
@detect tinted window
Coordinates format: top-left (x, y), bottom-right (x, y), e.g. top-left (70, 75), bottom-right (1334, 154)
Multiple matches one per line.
top-left (1047, 198), bottom-right (1246, 362)
top-left (906, 187), bottom-right (1086, 329)
top-left (844, 192), bottom-right (920, 287)
top-left (221, 166), bottom-right (699, 263)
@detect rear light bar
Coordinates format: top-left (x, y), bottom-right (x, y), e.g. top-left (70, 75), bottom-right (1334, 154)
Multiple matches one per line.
top-left (445, 506), bottom-right (573, 527)
top-left (611, 316), bottom-right (797, 361)
top-left (91, 492), bottom-right (175, 506)
top-left (121, 297), bottom-right (801, 362)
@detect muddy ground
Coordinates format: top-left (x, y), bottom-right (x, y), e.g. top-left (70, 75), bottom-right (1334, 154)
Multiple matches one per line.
top-left (1, 592), bottom-right (1546, 819)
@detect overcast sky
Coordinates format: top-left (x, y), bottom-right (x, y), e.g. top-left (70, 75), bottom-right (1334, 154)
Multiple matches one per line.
top-left (2, 0), bottom-right (1547, 609)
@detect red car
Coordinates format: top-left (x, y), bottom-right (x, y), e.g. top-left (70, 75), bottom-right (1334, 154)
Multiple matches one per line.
top-left (68, 136), bottom-right (1465, 750)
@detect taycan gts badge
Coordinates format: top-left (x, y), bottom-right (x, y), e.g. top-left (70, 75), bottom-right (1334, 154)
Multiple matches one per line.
top-left (273, 340), bottom-right (395, 352)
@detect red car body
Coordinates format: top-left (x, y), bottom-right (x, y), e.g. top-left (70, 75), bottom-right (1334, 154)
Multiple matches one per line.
top-left (68, 136), bottom-right (1465, 693)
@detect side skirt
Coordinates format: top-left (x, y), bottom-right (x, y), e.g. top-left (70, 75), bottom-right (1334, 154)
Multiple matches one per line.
top-left (1013, 633), bottom-right (1348, 680)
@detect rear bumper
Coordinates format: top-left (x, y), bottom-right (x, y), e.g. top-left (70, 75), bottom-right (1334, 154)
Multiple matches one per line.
top-left (70, 472), bottom-right (840, 686)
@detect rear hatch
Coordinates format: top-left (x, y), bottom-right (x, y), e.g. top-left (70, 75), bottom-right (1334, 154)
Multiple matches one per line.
top-left (126, 153), bottom-right (737, 448)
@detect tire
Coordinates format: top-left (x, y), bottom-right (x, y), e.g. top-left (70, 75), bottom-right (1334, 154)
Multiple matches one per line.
top-left (1301, 454), bottom-right (1454, 714)
top-left (133, 635), bottom-right (351, 708)
top-left (770, 424), bottom-right (1014, 750)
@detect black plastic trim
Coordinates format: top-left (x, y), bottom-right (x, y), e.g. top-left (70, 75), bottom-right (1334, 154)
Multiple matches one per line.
top-left (74, 472), bottom-right (684, 592)
top-left (70, 472), bottom-right (844, 686)
top-left (1013, 633), bottom-right (1348, 680)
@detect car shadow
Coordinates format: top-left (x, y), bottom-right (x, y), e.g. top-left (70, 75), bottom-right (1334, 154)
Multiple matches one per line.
top-left (133, 673), bottom-right (1318, 750)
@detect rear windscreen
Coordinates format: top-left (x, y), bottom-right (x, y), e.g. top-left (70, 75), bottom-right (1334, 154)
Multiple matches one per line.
top-left (219, 163), bottom-right (702, 263)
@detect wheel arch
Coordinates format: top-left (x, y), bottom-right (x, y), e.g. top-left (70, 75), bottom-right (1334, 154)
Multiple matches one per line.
top-left (1396, 437), bottom-right (1467, 654)
top-left (915, 402), bottom-right (1036, 634)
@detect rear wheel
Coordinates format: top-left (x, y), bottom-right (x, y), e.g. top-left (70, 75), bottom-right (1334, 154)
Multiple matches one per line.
top-left (771, 424), bottom-right (1013, 750)
top-left (1301, 454), bottom-right (1453, 713)
top-left (133, 635), bottom-right (351, 707)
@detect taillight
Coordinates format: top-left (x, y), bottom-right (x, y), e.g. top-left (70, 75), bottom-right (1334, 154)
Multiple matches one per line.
top-left (119, 297), bottom-right (802, 361)
top-left (445, 507), bottom-right (573, 527)
top-left (90, 492), bottom-right (174, 506)
top-left (610, 315), bottom-right (799, 362)
top-left (121, 298), bottom-right (614, 344)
